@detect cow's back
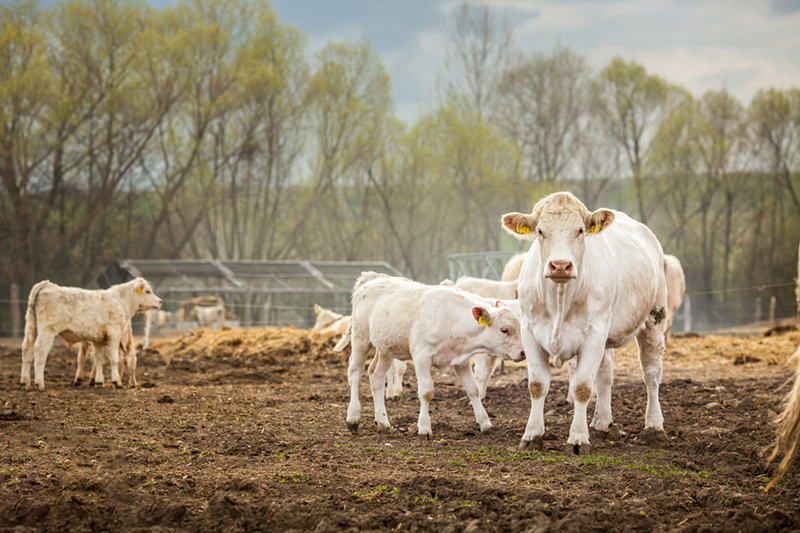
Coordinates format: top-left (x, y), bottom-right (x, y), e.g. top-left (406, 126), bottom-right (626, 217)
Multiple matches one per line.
top-left (35, 286), bottom-right (126, 341)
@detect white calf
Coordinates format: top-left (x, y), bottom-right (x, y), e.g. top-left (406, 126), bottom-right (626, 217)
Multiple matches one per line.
top-left (502, 191), bottom-right (667, 454)
top-left (21, 278), bottom-right (161, 391)
top-left (501, 253), bottom-right (526, 282)
top-left (334, 272), bottom-right (524, 438)
top-left (663, 254), bottom-right (686, 341)
top-left (73, 320), bottom-right (137, 387)
top-left (191, 304), bottom-right (225, 328)
top-left (314, 303), bottom-right (407, 399)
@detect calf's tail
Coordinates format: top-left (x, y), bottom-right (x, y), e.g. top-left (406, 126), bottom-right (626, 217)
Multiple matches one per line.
top-left (22, 281), bottom-right (50, 350)
top-left (333, 322), bottom-right (352, 352)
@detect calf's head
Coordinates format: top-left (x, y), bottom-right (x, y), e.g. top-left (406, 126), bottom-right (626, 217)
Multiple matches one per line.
top-left (501, 192), bottom-right (614, 284)
top-left (312, 303), bottom-right (344, 331)
top-left (473, 304), bottom-right (525, 362)
top-left (133, 278), bottom-right (162, 312)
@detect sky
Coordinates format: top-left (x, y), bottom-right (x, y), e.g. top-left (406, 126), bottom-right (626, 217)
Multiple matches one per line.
top-left (266, 0), bottom-right (800, 125)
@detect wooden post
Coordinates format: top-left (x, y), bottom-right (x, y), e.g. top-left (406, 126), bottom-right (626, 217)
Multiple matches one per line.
top-left (769, 295), bottom-right (776, 323)
top-left (11, 283), bottom-right (21, 338)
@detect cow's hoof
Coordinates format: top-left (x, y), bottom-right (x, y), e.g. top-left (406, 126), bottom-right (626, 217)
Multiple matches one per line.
top-left (35, 384), bottom-right (45, 392)
top-left (479, 425), bottom-right (493, 434)
top-left (90, 380), bottom-right (98, 387)
top-left (112, 382), bottom-right (122, 389)
top-left (376, 424), bottom-right (392, 433)
top-left (73, 379), bottom-right (82, 387)
top-left (519, 436), bottom-right (544, 452)
top-left (565, 442), bottom-right (591, 456)
top-left (418, 432), bottom-right (432, 440)
top-left (347, 421), bottom-right (359, 435)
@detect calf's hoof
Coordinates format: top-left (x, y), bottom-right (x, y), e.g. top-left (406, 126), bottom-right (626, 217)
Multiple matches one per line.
top-left (519, 436), bottom-right (544, 452)
top-left (479, 424), bottom-right (493, 434)
top-left (566, 442), bottom-right (592, 456)
top-left (73, 379), bottom-right (82, 387)
top-left (418, 431), bottom-right (432, 440)
top-left (638, 427), bottom-right (667, 445)
top-left (347, 421), bottom-right (359, 435)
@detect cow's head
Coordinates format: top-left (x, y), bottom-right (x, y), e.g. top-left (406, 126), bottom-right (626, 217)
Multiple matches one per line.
top-left (132, 278), bottom-right (162, 312)
top-left (472, 303), bottom-right (525, 362)
top-left (501, 192), bottom-right (614, 284)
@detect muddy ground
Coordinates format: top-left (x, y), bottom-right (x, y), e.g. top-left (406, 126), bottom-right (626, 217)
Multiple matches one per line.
top-left (2, 326), bottom-right (800, 532)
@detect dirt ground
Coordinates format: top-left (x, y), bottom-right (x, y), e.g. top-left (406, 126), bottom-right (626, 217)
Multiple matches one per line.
top-left (2, 325), bottom-right (800, 532)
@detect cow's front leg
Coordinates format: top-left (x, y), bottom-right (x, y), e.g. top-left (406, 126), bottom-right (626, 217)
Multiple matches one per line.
top-left (453, 360), bottom-right (492, 432)
top-left (567, 335), bottom-right (606, 454)
top-left (107, 338), bottom-right (123, 388)
top-left (346, 337), bottom-right (371, 434)
top-left (412, 352), bottom-right (435, 438)
top-left (368, 351), bottom-right (393, 431)
top-left (590, 348), bottom-right (614, 431)
top-left (520, 342), bottom-right (551, 451)
top-left (473, 353), bottom-right (499, 400)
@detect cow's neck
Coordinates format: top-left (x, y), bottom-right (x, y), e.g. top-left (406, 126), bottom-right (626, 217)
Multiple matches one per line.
top-left (544, 278), bottom-right (586, 354)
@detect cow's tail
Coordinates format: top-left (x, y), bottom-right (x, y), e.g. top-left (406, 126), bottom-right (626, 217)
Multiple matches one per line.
top-left (22, 281), bottom-right (50, 353)
top-left (768, 354), bottom-right (800, 490)
top-left (333, 322), bottom-right (352, 352)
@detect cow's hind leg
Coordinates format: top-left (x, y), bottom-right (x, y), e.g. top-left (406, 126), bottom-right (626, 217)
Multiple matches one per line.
top-left (346, 335), bottom-right (371, 434)
top-left (473, 353), bottom-right (499, 400)
top-left (454, 361), bottom-right (492, 432)
top-left (20, 332), bottom-right (37, 390)
top-left (637, 316), bottom-right (666, 432)
top-left (385, 359), bottom-right (407, 399)
top-left (32, 331), bottom-right (56, 391)
top-left (73, 342), bottom-right (89, 386)
top-left (368, 351), bottom-right (394, 430)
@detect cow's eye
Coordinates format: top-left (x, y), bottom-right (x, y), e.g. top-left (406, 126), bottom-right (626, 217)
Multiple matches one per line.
top-left (578, 227), bottom-right (584, 235)
top-left (501, 328), bottom-right (509, 335)
top-left (146, 290), bottom-right (151, 294)
top-left (537, 229), bottom-right (544, 237)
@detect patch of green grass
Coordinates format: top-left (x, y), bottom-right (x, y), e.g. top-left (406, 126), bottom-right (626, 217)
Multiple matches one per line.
top-left (3, 467), bottom-right (20, 473)
top-left (415, 492), bottom-right (439, 503)
top-left (200, 451), bottom-right (216, 457)
top-left (353, 485), bottom-right (398, 496)
top-left (88, 419), bottom-right (108, 425)
top-left (276, 445), bottom-right (299, 459)
top-left (7, 478), bottom-right (20, 484)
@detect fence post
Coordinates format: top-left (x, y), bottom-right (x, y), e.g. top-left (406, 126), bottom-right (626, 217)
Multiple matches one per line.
top-left (769, 295), bottom-right (776, 323)
top-left (11, 283), bottom-right (21, 338)
top-left (683, 294), bottom-right (692, 333)
top-left (755, 296), bottom-right (762, 323)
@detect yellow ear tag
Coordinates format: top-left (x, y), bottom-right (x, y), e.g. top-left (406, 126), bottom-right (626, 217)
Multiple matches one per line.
top-left (136, 286), bottom-right (143, 294)
top-left (588, 224), bottom-right (599, 234)
top-left (478, 315), bottom-right (488, 325)
top-left (516, 223), bottom-right (530, 234)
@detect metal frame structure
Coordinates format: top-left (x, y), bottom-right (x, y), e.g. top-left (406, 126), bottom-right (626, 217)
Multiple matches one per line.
top-left (448, 251), bottom-right (520, 282)
top-left (99, 259), bottom-right (404, 332)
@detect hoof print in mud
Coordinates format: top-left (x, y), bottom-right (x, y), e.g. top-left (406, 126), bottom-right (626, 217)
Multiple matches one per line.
top-left (519, 436), bottom-right (544, 452)
top-left (566, 443), bottom-right (591, 456)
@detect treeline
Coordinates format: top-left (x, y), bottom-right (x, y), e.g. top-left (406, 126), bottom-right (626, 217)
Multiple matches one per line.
top-left (1, 0), bottom-right (798, 325)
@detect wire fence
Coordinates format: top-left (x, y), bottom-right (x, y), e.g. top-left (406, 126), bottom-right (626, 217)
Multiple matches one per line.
top-left (0, 280), bottom-right (796, 338)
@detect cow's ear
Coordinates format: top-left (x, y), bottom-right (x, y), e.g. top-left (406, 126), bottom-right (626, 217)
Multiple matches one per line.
top-left (586, 209), bottom-right (615, 234)
top-left (501, 213), bottom-right (537, 241)
top-left (314, 304), bottom-right (322, 315)
top-left (472, 307), bottom-right (490, 325)
top-left (136, 284), bottom-right (144, 294)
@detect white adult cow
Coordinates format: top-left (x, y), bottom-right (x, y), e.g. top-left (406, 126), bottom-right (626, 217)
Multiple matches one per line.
top-left (501, 253), bottom-right (526, 282)
top-left (334, 272), bottom-right (524, 438)
top-left (454, 275), bottom-right (520, 399)
top-left (191, 303), bottom-right (225, 328)
top-left (21, 278), bottom-right (162, 391)
top-left (313, 303), bottom-right (408, 400)
top-left (502, 191), bottom-right (668, 454)
top-left (663, 254), bottom-right (686, 341)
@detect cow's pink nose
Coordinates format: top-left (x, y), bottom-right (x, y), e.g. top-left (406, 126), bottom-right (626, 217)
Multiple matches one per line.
top-left (549, 261), bottom-right (573, 275)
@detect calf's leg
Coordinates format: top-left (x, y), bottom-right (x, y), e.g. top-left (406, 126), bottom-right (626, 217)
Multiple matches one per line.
top-left (454, 361), bottom-right (492, 432)
top-left (368, 351), bottom-right (394, 430)
top-left (346, 335), bottom-right (371, 434)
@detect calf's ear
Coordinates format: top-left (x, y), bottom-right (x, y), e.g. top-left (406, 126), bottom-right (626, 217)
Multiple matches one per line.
top-left (314, 304), bottom-right (322, 315)
top-left (501, 213), bottom-right (537, 241)
top-left (586, 209), bottom-right (615, 234)
top-left (472, 307), bottom-right (491, 325)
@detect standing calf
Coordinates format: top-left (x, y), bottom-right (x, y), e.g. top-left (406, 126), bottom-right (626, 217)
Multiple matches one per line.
top-left (334, 272), bottom-right (524, 438)
top-left (21, 278), bottom-right (161, 391)
top-left (73, 320), bottom-right (138, 387)
top-left (191, 303), bottom-right (225, 328)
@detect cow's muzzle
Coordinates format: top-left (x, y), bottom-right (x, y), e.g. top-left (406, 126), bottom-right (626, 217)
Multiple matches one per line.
top-left (511, 350), bottom-right (526, 363)
top-left (546, 261), bottom-right (574, 282)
